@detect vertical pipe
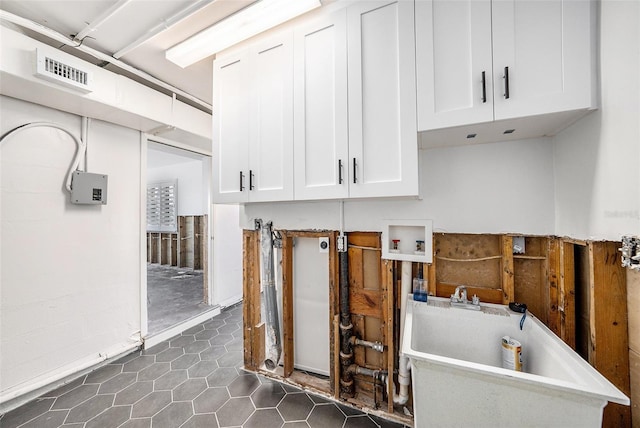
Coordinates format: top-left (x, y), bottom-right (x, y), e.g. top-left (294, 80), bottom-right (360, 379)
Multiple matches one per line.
top-left (339, 250), bottom-right (354, 396)
top-left (394, 261), bottom-right (412, 405)
top-left (260, 220), bottom-right (281, 370)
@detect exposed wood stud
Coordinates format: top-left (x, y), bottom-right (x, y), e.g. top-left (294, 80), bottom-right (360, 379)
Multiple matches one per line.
top-left (171, 234), bottom-right (178, 266)
top-left (333, 314), bottom-right (341, 399)
top-left (547, 238), bottom-right (561, 336)
top-left (383, 260), bottom-right (395, 413)
top-left (252, 322), bottom-right (265, 370)
top-left (282, 233), bottom-right (294, 377)
top-left (559, 241), bottom-right (576, 349)
top-left (589, 241), bottom-right (631, 427)
top-left (501, 235), bottom-right (514, 304)
top-left (329, 231), bottom-right (338, 395)
top-left (178, 216), bottom-right (187, 268)
top-left (193, 216), bottom-right (201, 270)
top-left (242, 230), bottom-right (255, 369)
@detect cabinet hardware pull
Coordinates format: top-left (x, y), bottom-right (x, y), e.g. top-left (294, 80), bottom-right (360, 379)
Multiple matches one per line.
top-left (481, 71), bottom-right (487, 103)
top-left (353, 158), bottom-right (357, 184)
top-left (338, 159), bottom-right (344, 184)
top-left (249, 170), bottom-right (255, 190)
top-left (239, 171), bottom-right (245, 191)
top-left (504, 66), bottom-right (510, 99)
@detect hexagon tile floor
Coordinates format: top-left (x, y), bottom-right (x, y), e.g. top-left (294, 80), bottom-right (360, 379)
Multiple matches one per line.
top-left (0, 303), bottom-right (407, 428)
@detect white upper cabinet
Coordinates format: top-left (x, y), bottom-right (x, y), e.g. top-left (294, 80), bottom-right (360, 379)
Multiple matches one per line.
top-left (213, 1), bottom-right (419, 203)
top-left (293, 10), bottom-right (349, 200)
top-left (212, 33), bottom-right (293, 203)
top-left (213, 51), bottom-right (250, 203)
top-left (416, 0), bottom-right (596, 132)
top-left (416, 0), bottom-right (493, 130)
top-left (491, 0), bottom-right (596, 120)
top-left (249, 34), bottom-right (294, 202)
top-left (347, 1), bottom-right (419, 198)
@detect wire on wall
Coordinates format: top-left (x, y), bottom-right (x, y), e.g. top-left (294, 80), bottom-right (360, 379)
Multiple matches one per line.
top-left (0, 121), bottom-right (86, 193)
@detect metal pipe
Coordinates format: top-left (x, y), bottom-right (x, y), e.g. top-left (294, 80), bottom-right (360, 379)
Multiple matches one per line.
top-left (259, 220), bottom-right (281, 370)
top-left (339, 250), bottom-right (354, 396)
top-left (346, 364), bottom-right (387, 378)
top-left (350, 336), bottom-right (384, 353)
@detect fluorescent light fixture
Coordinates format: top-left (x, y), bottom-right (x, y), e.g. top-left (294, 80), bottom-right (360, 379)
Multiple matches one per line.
top-left (166, 0), bottom-right (321, 68)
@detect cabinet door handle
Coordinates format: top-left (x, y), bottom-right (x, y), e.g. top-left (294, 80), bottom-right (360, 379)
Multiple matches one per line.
top-left (353, 158), bottom-right (357, 184)
top-left (481, 71), bottom-right (487, 103)
top-left (249, 170), bottom-right (255, 190)
top-left (504, 66), bottom-right (510, 99)
top-left (338, 159), bottom-right (344, 184)
top-left (239, 171), bottom-right (245, 191)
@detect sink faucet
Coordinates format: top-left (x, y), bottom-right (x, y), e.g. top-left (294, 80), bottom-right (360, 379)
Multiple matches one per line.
top-left (452, 285), bottom-right (467, 303)
top-left (451, 285), bottom-right (481, 310)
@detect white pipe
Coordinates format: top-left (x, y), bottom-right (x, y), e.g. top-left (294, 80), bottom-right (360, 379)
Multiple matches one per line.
top-left (74, 0), bottom-right (133, 43)
top-left (394, 261), bottom-right (412, 405)
top-left (0, 10), bottom-right (212, 113)
top-left (81, 117), bottom-right (90, 171)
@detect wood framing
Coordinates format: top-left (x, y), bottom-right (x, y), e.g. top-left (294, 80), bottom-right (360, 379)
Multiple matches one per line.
top-left (501, 235), bottom-right (514, 303)
top-left (547, 237), bottom-right (561, 336)
top-left (178, 216), bottom-right (187, 268)
top-left (628, 269), bottom-right (640, 426)
top-left (281, 233), bottom-right (294, 377)
top-left (560, 241), bottom-right (576, 349)
top-left (383, 259), bottom-right (395, 414)
top-left (242, 229), bottom-right (263, 370)
top-left (589, 241), bottom-right (631, 427)
top-left (277, 230), bottom-right (338, 394)
top-left (240, 231), bottom-right (632, 425)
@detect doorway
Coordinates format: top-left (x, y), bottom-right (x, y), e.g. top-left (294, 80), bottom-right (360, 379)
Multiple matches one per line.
top-left (146, 141), bottom-right (213, 336)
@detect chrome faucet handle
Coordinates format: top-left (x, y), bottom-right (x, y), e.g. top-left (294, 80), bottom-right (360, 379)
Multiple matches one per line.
top-left (460, 287), bottom-right (468, 302)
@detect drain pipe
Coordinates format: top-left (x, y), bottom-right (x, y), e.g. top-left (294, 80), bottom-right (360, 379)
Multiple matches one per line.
top-left (339, 249), bottom-right (355, 397)
top-left (259, 219), bottom-right (281, 370)
top-left (394, 261), bottom-right (413, 406)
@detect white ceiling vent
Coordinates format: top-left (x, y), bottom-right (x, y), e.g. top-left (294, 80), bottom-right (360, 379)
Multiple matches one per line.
top-left (34, 48), bottom-right (94, 93)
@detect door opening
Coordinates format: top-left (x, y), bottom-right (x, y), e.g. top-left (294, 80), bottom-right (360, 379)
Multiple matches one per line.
top-left (146, 141), bottom-right (213, 336)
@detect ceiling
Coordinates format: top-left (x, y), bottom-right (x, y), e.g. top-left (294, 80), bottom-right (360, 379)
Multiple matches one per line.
top-left (0, 0), bottom-right (259, 111)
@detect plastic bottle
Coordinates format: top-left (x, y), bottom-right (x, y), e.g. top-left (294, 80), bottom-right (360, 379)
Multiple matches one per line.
top-left (413, 263), bottom-right (428, 302)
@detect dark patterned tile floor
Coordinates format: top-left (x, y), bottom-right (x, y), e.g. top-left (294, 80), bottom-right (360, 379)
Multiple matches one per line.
top-left (0, 303), bottom-right (408, 428)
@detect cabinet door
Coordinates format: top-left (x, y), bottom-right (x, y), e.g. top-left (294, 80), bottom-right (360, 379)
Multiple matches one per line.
top-left (212, 51), bottom-right (250, 203)
top-left (248, 33), bottom-right (294, 202)
top-left (293, 10), bottom-right (349, 200)
top-left (347, 0), bottom-right (419, 198)
top-left (492, 0), bottom-right (596, 120)
top-left (415, 0), bottom-right (493, 130)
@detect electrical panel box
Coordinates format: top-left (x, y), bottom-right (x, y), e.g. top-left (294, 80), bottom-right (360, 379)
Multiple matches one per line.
top-left (71, 171), bottom-right (108, 205)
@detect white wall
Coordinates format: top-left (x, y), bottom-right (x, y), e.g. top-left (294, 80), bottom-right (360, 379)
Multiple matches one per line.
top-left (0, 96), bottom-right (142, 405)
top-left (213, 204), bottom-right (243, 307)
top-left (242, 137), bottom-right (556, 235)
top-left (553, 0), bottom-right (640, 240)
top-left (147, 160), bottom-right (205, 216)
